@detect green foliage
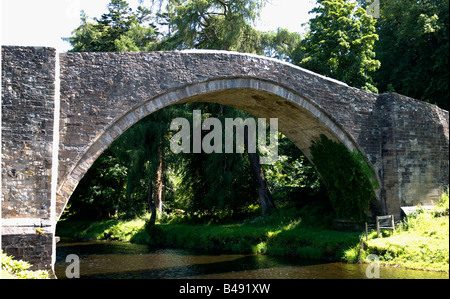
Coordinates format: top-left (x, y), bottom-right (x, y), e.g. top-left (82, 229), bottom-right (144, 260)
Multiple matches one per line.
top-left (174, 104), bottom-right (260, 216)
top-left (310, 135), bottom-right (377, 222)
top-left (260, 28), bottom-right (303, 62)
top-left (111, 107), bottom-right (179, 218)
top-left (373, 0), bottom-right (449, 110)
top-left (64, 0), bottom-right (160, 52)
top-left (434, 187), bottom-right (449, 217)
top-left (144, 222), bottom-right (165, 245)
top-left (1, 251), bottom-right (50, 279)
top-left (361, 195), bottom-right (450, 272)
top-left (298, 0), bottom-right (380, 92)
top-left (159, 0), bottom-right (267, 52)
top-left (264, 133), bottom-right (322, 203)
top-left (342, 244), bottom-right (360, 264)
top-left (67, 149), bottom-right (128, 220)
top-left (57, 217), bottom-right (146, 241)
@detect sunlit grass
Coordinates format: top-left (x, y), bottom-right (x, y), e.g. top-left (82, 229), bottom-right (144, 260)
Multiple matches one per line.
top-left (58, 205), bottom-right (359, 261)
top-left (354, 189), bottom-right (449, 273)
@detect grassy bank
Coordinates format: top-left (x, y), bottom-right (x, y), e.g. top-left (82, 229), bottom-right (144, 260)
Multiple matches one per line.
top-left (57, 204), bottom-right (360, 261)
top-left (57, 190), bottom-right (449, 273)
top-left (345, 189), bottom-right (449, 273)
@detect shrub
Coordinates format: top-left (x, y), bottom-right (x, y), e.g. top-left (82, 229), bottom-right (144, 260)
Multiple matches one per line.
top-left (434, 187), bottom-right (449, 217)
top-left (1, 251), bottom-right (49, 279)
top-left (310, 135), bottom-right (377, 222)
top-left (144, 221), bottom-right (165, 245)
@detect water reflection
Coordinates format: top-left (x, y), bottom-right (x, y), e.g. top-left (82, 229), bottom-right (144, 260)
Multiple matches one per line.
top-left (55, 240), bottom-right (449, 279)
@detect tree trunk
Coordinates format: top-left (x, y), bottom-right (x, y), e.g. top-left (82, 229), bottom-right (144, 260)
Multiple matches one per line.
top-left (155, 144), bottom-right (164, 218)
top-left (147, 181), bottom-right (156, 226)
top-left (244, 126), bottom-right (276, 214)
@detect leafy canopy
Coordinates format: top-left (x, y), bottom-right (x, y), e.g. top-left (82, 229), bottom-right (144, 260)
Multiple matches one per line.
top-left (299, 0), bottom-right (380, 92)
top-left (373, 0), bottom-right (449, 110)
top-left (158, 0), bottom-right (267, 52)
top-left (64, 0), bottom-right (160, 52)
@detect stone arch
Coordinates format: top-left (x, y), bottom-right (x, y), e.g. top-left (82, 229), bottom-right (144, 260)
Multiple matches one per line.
top-left (55, 77), bottom-right (378, 221)
top-left (3, 47), bottom-right (448, 272)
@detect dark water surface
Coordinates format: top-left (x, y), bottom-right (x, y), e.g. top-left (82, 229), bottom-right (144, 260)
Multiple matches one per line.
top-left (55, 240), bottom-right (448, 279)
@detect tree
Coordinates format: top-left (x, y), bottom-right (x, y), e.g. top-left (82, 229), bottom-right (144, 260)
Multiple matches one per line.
top-left (158, 0), bottom-right (267, 52)
top-left (158, 0), bottom-right (277, 215)
top-left (310, 135), bottom-right (377, 222)
top-left (64, 0), bottom-right (170, 221)
top-left (67, 148), bottom-right (128, 220)
top-left (299, 0), bottom-right (380, 92)
top-left (64, 0), bottom-right (160, 52)
top-left (373, 0), bottom-right (449, 110)
top-left (244, 126), bottom-right (276, 214)
top-left (174, 104), bottom-right (260, 217)
top-left (261, 28), bottom-right (303, 63)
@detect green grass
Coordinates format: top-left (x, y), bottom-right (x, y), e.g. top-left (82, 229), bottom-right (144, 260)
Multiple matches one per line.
top-left (350, 189), bottom-right (449, 273)
top-left (135, 221), bottom-right (359, 259)
top-left (56, 217), bottom-right (146, 242)
top-left (363, 213), bottom-right (449, 272)
top-left (57, 204), bottom-right (360, 262)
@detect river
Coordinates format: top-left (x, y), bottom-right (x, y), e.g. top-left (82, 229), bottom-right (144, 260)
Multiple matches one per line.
top-left (54, 240), bottom-right (448, 279)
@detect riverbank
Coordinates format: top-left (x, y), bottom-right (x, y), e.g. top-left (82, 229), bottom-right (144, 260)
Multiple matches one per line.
top-left (363, 205), bottom-right (449, 273)
top-left (347, 189), bottom-right (449, 273)
top-left (57, 204), bottom-right (361, 261)
top-left (56, 191), bottom-right (449, 273)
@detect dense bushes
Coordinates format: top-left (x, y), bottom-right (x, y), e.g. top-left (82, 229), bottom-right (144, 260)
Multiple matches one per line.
top-left (1, 251), bottom-right (50, 279)
top-left (310, 135), bottom-right (377, 222)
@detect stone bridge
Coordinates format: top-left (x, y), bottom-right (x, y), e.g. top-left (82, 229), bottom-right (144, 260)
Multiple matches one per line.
top-left (1, 46), bottom-right (449, 272)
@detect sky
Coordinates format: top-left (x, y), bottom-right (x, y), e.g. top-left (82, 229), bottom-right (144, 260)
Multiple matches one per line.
top-left (1, 0), bottom-right (317, 52)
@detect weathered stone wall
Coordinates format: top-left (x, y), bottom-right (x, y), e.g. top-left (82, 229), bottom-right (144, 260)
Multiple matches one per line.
top-left (1, 231), bottom-right (54, 271)
top-left (377, 93), bottom-right (449, 213)
top-left (1, 46), bottom-right (56, 271)
top-left (54, 50), bottom-right (449, 219)
top-left (56, 50), bottom-right (382, 218)
top-left (1, 46), bottom-right (56, 219)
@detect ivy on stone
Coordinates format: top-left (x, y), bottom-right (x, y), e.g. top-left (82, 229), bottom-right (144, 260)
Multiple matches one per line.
top-left (310, 135), bottom-right (377, 222)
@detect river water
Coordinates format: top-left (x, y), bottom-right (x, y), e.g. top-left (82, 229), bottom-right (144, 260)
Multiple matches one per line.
top-left (54, 240), bottom-right (448, 279)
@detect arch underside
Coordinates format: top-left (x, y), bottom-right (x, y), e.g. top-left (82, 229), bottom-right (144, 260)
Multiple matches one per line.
top-left (55, 78), bottom-right (374, 220)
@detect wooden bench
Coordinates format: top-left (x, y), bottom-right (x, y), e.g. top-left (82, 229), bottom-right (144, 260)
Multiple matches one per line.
top-left (376, 215), bottom-right (395, 238)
